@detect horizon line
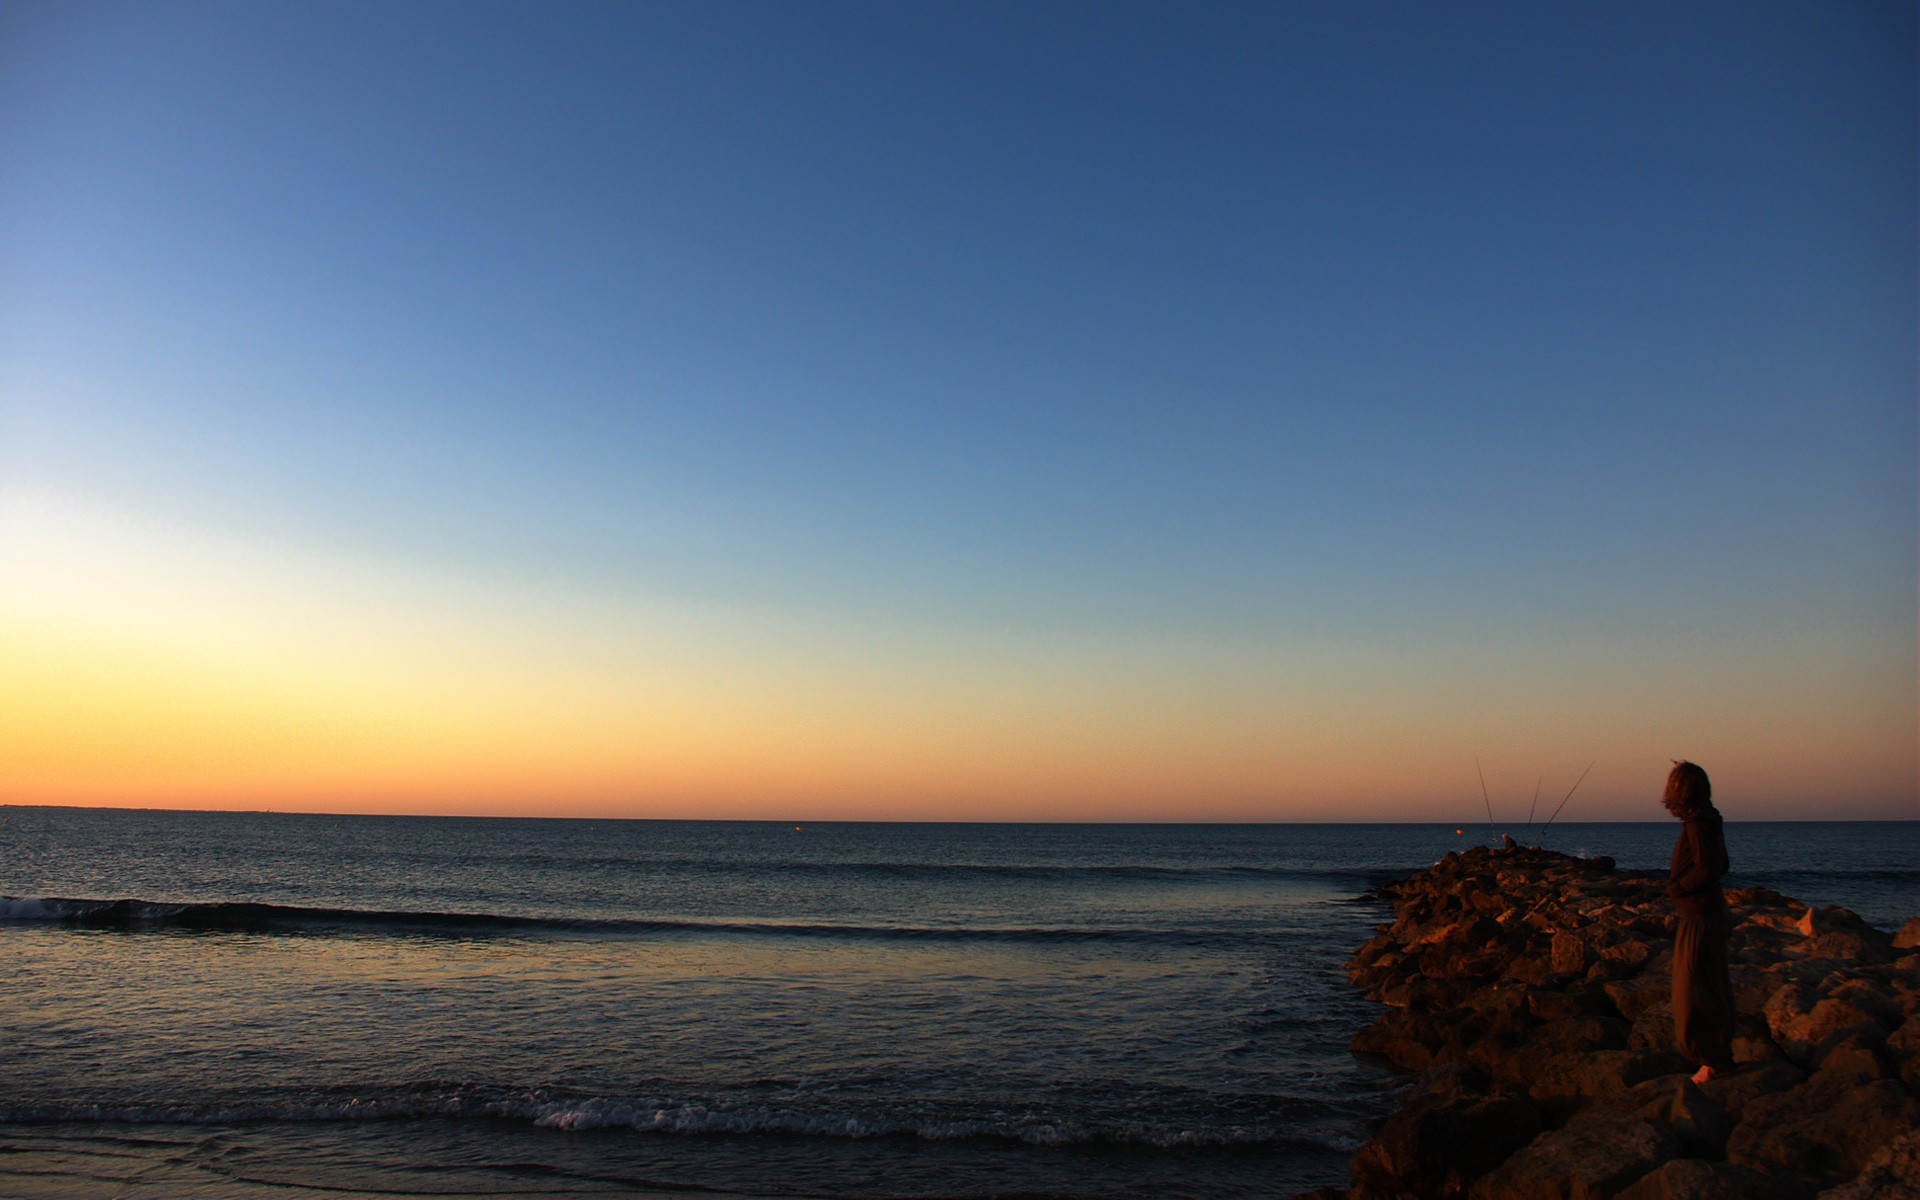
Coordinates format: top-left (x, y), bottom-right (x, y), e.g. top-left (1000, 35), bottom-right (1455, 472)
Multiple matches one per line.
top-left (3, 802), bottom-right (1913, 826)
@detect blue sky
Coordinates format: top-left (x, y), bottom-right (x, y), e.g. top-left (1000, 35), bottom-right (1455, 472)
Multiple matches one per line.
top-left (1, 2), bottom-right (1914, 819)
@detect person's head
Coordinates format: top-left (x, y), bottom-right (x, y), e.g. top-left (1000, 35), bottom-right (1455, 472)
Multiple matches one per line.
top-left (1661, 761), bottom-right (1712, 818)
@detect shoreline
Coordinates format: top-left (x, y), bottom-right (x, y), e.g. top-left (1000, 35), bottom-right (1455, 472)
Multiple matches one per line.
top-left (1302, 845), bottom-right (1920, 1199)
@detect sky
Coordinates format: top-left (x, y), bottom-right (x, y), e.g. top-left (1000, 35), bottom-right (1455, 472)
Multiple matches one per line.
top-left (1, 1), bottom-right (1914, 822)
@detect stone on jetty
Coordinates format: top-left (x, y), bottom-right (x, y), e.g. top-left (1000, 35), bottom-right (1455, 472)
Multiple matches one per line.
top-left (1312, 846), bottom-right (1920, 1200)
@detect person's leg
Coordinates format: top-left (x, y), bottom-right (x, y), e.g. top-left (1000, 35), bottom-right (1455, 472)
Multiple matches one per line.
top-left (1699, 909), bottom-right (1736, 1076)
top-left (1674, 910), bottom-right (1735, 1083)
top-left (1672, 914), bottom-right (1709, 1080)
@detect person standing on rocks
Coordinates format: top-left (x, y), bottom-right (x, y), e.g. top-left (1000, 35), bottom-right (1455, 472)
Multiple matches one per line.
top-left (1663, 759), bottom-right (1735, 1084)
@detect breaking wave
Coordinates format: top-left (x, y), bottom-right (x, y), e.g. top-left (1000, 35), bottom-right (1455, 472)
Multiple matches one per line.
top-left (0, 895), bottom-right (1292, 947)
top-left (0, 1089), bottom-right (1361, 1153)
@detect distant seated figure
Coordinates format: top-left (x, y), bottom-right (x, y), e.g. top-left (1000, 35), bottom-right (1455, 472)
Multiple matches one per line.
top-left (1498, 833), bottom-right (1517, 853)
top-left (1663, 760), bottom-right (1734, 1084)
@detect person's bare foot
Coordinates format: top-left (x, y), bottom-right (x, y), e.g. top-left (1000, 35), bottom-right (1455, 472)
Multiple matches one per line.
top-left (1690, 1065), bottom-right (1716, 1085)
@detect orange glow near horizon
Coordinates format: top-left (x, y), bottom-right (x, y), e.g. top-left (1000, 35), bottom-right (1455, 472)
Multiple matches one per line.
top-left (3, 491), bottom-right (1914, 823)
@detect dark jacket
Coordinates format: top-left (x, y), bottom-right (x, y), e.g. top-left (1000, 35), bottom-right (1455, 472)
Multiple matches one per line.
top-left (1667, 808), bottom-right (1729, 918)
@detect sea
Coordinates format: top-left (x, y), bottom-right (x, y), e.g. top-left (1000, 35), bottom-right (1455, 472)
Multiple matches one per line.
top-left (0, 810), bottom-right (1914, 1200)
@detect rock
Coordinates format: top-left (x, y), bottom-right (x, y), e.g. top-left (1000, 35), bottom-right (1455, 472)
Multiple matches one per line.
top-left (1829, 976), bottom-right (1903, 1025)
top-left (1338, 850), bottom-right (1920, 1200)
top-left (1729, 963), bottom-right (1779, 1015)
top-left (1504, 953), bottom-right (1562, 989)
top-left (1807, 929), bottom-right (1895, 965)
top-left (1764, 982), bottom-right (1889, 1064)
top-left (1796, 906), bottom-right (1873, 938)
top-left (1528, 988), bottom-right (1596, 1023)
top-left (1349, 1087), bottom-right (1541, 1199)
top-left (1792, 907), bottom-right (1896, 964)
top-left (1697, 1060), bottom-right (1804, 1125)
top-left (1886, 1015), bottom-right (1920, 1095)
top-left (1743, 907), bottom-right (1809, 934)
top-left (1616, 1077), bottom-right (1733, 1159)
top-left (1470, 1016), bottom-right (1631, 1088)
top-left (1554, 930), bottom-right (1592, 977)
top-left (1615, 1158), bottom-right (1815, 1200)
top-left (1766, 990), bottom-right (1890, 1068)
top-left (1764, 978), bottom-right (1818, 1036)
top-left (1599, 939), bottom-right (1653, 974)
top-left (1810, 1028), bottom-right (1889, 1082)
top-left (1470, 980), bottom-right (1542, 1028)
top-left (1730, 1028), bottom-right (1785, 1065)
top-left (1813, 1128), bottom-right (1920, 1200)
top-left (1725, 886), bottom-right (1796, 909)
top-left (1530, 1049), bottom-right (1691, 1113)
top-left (1352, 1009), bottom-right (1453, 1073)
top-left (1606, 976), bottom-right (1670, 1023)
top-left (1426, 921), bottom-right (1520, 981)
top-left (1891, 962), bottom-right (1920, 1013)
top-left (1468, 1110), bottom-right (1680, 1200)
top-left (1727, 1073), bottom-right (1920, 1185)
top-left (1628, 1002), bottom-right (1675, 1052)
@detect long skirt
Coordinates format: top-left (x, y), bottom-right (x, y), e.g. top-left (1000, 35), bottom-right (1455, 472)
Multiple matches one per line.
top-left (1672, 907), bottom-right (1735, 1071)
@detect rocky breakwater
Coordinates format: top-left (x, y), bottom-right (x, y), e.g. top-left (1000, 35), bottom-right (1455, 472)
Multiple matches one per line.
top-left (1325, 845), bottom-right (1920, 1200)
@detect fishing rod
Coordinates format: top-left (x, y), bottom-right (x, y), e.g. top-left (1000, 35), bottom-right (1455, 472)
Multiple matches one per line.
top-left (1475, 755), bottom-right (1496, 844)
top-left (1537, 760), bottom-right (1597, 837)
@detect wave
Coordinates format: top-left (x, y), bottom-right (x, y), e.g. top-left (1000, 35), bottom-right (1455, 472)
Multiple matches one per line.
top-left (435, 853), bottom-right (1377, 888)
top-left (1740, 867), bottom-right (1920, 886)
top-left (0, 895), bottom-right (1290, 947)
top-left (0, 1090), bottom-right (1362, 1153)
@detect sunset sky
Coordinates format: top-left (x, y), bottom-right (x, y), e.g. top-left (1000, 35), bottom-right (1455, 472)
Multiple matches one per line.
top-left (2, 2), bottom-right (1914, 822)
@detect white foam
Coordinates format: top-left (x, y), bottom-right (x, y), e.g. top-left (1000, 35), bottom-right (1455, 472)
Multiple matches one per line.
top-left (0, 898), bottom-right (64, 920)
top-left (531, 1097), bottom-right (894, 1138)
top-left (0, 1091), bottom-right (1352, 1153)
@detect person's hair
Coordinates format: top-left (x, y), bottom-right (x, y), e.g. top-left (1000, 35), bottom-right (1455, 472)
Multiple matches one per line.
top-left (1663, 761), bottom-right (1712, 814)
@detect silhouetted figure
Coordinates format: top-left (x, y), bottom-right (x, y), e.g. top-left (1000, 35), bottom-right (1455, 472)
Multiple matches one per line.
top-left (1663, 760), bottom-right (1734, 1083)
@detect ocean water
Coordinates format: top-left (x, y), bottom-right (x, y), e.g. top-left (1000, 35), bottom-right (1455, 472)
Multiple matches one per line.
top-left (0, 810), bottom-right (1912, 1200)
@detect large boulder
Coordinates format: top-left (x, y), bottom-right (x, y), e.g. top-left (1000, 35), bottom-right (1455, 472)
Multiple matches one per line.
top-left (1765, 983), bottom-right (1890, 1068)
top-left (1810, 1027), bottom-right (1892, 1082)
top-left (1886, 1014), bottom-right (1920, 1096)
top-left (1553, 930), bottom-right (1593, 978)
top-left (1628, 1002), bottom-right (1676, 1052)
top-left (1794, 907), bottom-right (1896, 965)
top-left (1726, 1072), bottom-right (1920, 1185)
top-left (1529, 1049), bottom-right (1690, 1115)
top-left (1349, 1086), bottom-right (1541, 1199)
top-left (1614, 1158), bottom-right (1814, 1200)
top-left (1468, 1110), bottom-right (1680, 1200)
top-left (1470, 1016), bottom-right (1632, 1087)
top-left (1697, 1060), bottom-right (1804, 1125)
top-left (1598, 938), bottom-right (1654, 977)
top-left (1730, 1013), bottom-right (1786, 1065)
top-left (1609, 1077), bottom-right (1733, 1160)
top-left (1605, 976), bottom-right (1671, 1023)
top-left (1813, 1128), bottom-right (1920, 1200)
top-left (1352, 1007), bottom-right (1475, 1073)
